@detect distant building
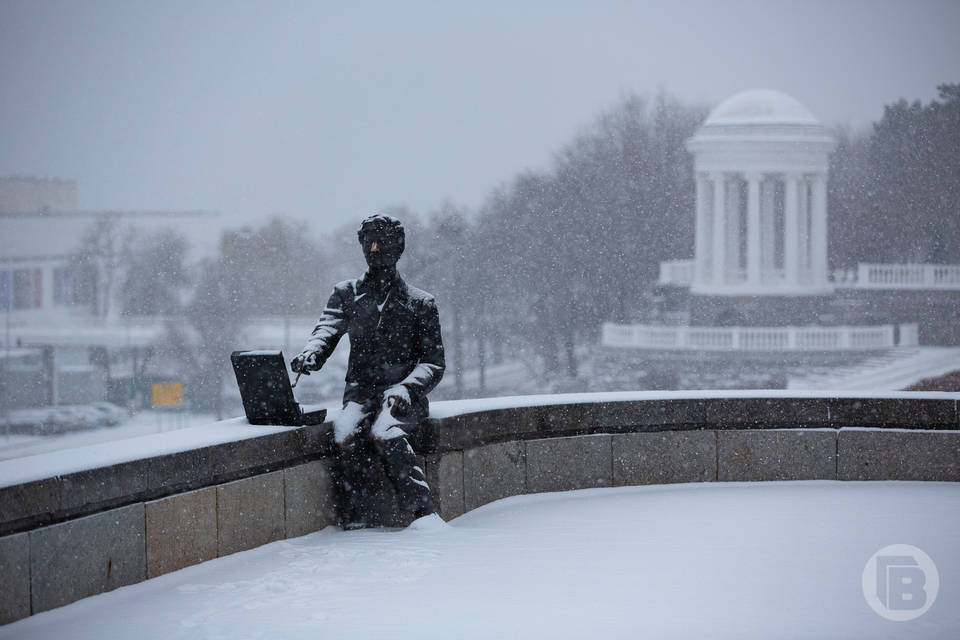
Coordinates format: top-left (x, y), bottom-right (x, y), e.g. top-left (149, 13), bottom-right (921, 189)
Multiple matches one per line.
top-left (0, 176), bottom-right (218, 409)
top-left (604, 89), bottom-right (960, 357)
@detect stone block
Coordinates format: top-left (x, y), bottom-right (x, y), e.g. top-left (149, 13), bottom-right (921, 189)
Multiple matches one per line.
top-left (425, 451), bottom-right (464, 520)
top-left (538, 403), bottom-right (591, 434)
top-left (145, 487), bottom-right (217, 578)
top-left (216, 471), bottom-right (285, 556)
top-left (431, 408), bottom-right (535, 451)
top-left (211, 429), bottom-right (301, 483)
top-left (30, 504), bottom-right (146, 613)
top-left (613, 430), bottom-right (716, 486)
top-left (127, 447), bottom-right (215, 502)
top-left (284, 460), bottom-right (337, 538)
top-left (718, 429), bottom-right (837, 482)
top-left (526, 436), bottom-right (612, 493)
top-left (584, 399), bottom-right (706, 432)
top-left (424, 418), bottom-right (466, 452)
top-left (828, 398), bottom-right (957, 429)
top-left (429, 400), bottom-right (707, 453)
top-left (493, 406), bottom-right (557, 438)
top-left (0, 478), bottom-right (59, 535)
top-left (838, 430), bottom-right (960, 481)
top-left (112, 458), bottom-right (151, 499)
top-left (463, 441), bottom-right (526, 511)
top-left (0, 532), bottom-right (30, 624)
top-left (704, 397), bottom-right (830, 429)
top-left (59, 465), bottom-right (123, 513)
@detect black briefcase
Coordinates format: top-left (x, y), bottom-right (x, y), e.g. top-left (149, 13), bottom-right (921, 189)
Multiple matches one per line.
top-left (230, 350), bottom-right (327, 426)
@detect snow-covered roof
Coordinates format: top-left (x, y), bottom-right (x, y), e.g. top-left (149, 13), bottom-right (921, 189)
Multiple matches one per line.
top-left (704, 89), bottom-right (820, 126)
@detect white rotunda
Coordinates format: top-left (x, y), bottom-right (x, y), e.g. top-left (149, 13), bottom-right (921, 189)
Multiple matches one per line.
top-left (686, 89), bottom-right (835, 296)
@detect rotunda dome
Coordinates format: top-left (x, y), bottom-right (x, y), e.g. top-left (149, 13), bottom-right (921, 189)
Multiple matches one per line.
top-left (704, 89), bottom-right (819, 126)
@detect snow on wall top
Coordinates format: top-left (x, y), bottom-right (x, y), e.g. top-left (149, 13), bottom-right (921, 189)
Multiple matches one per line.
top-left (0, 418), bottom-right (291, 489)
top-left (427, 389), bottom-right (960, 419)
top-left (1, 390), bottom-right (958, 489)
top-left (703, 89), bottom-right (820, 126)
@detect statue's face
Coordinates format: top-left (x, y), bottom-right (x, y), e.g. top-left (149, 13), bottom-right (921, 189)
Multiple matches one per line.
top-left (360, 224), bottom-right (403, 269)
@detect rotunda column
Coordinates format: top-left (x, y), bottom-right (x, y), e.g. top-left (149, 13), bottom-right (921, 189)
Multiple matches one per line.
top-left (745, 172), bottom-right (762, 285)
top-left (760, 176), bottom-right (776, 275)
top-left (694, 173), bottom-right (710, 283)
top-left (799, 177), bottom-right (811, 280)
top-left (783, 172), bottom-right (800, 286)
top-left (726, 176), bottom-right (742, 282)
top-left (710, 172), bottom-right (726, 286)
top-left (810, 173), bottom-right (828, 286)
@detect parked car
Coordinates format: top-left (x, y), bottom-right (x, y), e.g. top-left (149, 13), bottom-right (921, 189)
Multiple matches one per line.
top-left (89, 401), bottom-right (128, 426)
top-left (4, 408), bottom-right (56, 435)
top-left (46, 407), bottom-right (90, 432)
top-left (3, 402), bottom-right (131, 436)
top-left (4, 408), bottom-right (75, 434)
top-left (60, 405), bottom-right (110, 429)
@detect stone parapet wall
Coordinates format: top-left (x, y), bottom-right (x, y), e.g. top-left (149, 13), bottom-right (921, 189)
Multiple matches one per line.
top-left (451, 428), bottom-right (960, 514)
top-left (1, 394), bottom-right (959, 624)
top-left (0, 425), bottom-right (328, 537)
top-left (421, 396), bottom-right (958, 454)
top-left (0, 461), bottom-right (339, 623)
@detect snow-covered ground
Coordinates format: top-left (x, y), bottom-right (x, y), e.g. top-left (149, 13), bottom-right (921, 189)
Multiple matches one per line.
top-left (787, 346), bottom-right (960, 390)
top-left (3, 481), bottom-right (957, 639)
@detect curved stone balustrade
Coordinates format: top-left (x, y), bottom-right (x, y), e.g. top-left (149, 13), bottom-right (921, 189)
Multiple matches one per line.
top-left (1, 392), bottom-right (958, 623)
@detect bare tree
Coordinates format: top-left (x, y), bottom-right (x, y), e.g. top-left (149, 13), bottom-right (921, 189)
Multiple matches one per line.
top-left (70, 215), bottom-right (127, 318)
top-left (118, 227), bottom-right (190, 316)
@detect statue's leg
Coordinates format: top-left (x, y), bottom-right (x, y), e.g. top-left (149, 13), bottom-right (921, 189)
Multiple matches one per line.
top-left (332, 402), bottom-right (377, 528)
top-left (333, 441), bottom-right (379, 528)
top-left (370, 406), bottom-right (434, 518)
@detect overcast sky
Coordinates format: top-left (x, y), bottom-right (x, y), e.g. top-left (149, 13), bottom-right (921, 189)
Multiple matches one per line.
top-left (1, 0), bottom-right (958, 233)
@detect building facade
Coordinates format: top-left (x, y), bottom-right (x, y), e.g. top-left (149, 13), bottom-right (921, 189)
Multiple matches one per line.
top-left (1, 177), bottom-right (218, 409)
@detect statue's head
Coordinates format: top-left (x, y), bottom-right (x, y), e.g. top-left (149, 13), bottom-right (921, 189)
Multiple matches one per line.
top-left (357, 214), bottom-right (405, 269)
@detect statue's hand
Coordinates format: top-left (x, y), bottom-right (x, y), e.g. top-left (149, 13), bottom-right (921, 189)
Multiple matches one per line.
top-left (290, 351), bottom-right (318, 375)
top-left (385, 384), bottom-right (411, 416)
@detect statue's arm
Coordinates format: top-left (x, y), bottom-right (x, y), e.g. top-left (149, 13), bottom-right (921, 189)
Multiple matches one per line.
top-left (397, 298), bottom-right (446, 401)
top-left (295, 286), bottom-right (348, 371)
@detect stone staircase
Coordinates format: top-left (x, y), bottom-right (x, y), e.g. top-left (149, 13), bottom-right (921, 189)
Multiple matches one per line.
top-left (787, 347), bottom-right (960, 391)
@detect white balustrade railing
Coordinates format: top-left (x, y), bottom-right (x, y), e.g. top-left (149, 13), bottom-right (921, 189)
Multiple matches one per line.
top-left (832, 263), bottom-right (960, 290)
top-left (659, 261), bottom-right (960, 290)
top-left (602, 322), bottom-right (915, 351)
top-left (932, 265), bottom-right (960, 286)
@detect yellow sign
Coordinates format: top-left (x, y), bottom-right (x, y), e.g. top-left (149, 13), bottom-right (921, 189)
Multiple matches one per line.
top-left (151, 382), bottom-right (184, 407)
